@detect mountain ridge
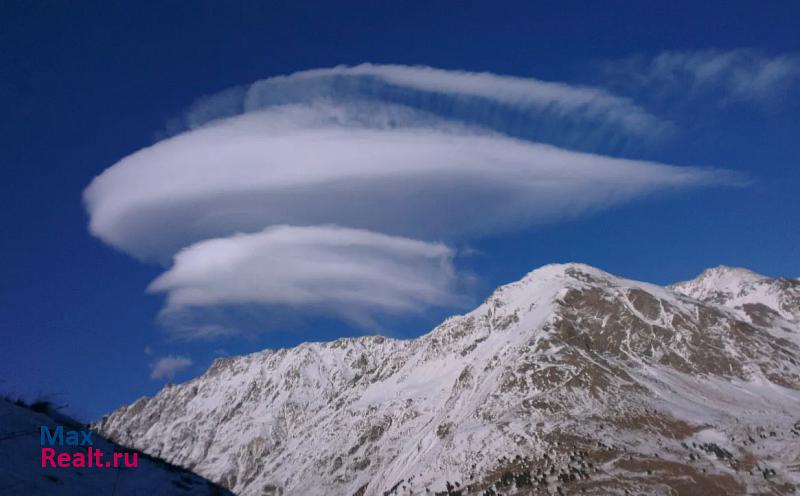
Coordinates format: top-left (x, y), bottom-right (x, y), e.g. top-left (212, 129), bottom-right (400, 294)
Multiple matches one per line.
top-left (96, 263), bottom-right (800, 495)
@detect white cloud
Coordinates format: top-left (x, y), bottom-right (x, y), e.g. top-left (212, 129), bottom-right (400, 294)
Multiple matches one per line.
top-left (83, 64), bottom-right (738, 338)
top-left (149, 355), bottom-right (193, 380)
top-left (161, 64), bottom-right (676, 155)
top-left (599, 49), bottom-right (800, 105)
top-left (235, 64), bottom-right (668, 137)
top-left (84, 101), bottom-right (728, 263)
top-left (148, 225), bottom-right (459, 327)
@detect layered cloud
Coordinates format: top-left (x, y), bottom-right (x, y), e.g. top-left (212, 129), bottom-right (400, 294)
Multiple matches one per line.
top-left (173, 64), bottom-right (668, 133)
top-left (170, 64), bottom-right (674, 152)
top-left (84, 64), bottom-right (736, 337)
top-left (148, 225), bottom-right (458, 327)
top-left (84, 102), bottom-right (724, 263)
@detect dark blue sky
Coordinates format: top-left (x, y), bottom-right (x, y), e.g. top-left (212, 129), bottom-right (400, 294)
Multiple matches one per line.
top-left (1, 1), bottom-right (798, 420)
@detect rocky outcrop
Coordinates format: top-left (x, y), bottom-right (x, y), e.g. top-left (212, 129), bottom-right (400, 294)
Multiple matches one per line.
top-left (96, 264), bottom-right (800, 495)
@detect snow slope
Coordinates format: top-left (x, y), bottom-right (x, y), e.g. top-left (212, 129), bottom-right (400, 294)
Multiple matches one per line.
top-left (0, 399), bottom-right (234, 495)
top-left (97, 264), bottom-right (800, 495)
top-left (672, 265), bottom-right (800, 348)
top-left (671, 266), bottom-right (797, 318)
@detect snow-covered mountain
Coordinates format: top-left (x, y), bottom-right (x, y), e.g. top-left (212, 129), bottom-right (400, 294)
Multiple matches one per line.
top-left (0, 398), bottom-right (234, 495)
top-left (672, 265), bottom-right (800, 341)
top-left (96, 264), bottom-right (800, 495)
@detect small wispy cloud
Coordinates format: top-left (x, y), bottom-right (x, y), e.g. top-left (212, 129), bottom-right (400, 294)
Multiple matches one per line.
top-left (150, 355), bottom-right (193, 380)
top-left (597, 49), bottom-right (800, 107)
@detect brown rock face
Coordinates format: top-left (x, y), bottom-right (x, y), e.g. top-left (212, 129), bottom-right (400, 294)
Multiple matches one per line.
top-left (96, 264), bottom-right (800, 496)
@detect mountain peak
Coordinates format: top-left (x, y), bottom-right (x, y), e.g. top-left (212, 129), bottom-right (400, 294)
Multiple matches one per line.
top-left (672, 264), bottom-right (799, 325)
top-left (521, 262), bottom-right (612, 281)
top-left (696, 264), bottom-right (766, 282)
top-left (481, 263), bottom-right (621, 314)
top-left (496, 262), bottom-right (622, 295)
top-left (505, 262), bottom-right (669, 302)
top-left (670, 265), bottom-right (767, 301)
top-left (95, 264), bottom-right (800, 496)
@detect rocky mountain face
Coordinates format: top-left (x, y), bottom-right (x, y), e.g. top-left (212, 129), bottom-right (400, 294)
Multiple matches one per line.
top-left (95, 264), bottom-right (800, 496)
top-left (671, 266), bottom-right (800, 345)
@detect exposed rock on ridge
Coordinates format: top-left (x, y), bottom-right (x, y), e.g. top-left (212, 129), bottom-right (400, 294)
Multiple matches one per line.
top-left (97, 264), bottom-right (800, 495)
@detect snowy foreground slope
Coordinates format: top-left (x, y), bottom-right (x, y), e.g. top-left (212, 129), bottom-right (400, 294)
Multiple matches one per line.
top-left (0, 399), bottom-right (233, 495)
top-left (97, 264), bottom-right (800, 496)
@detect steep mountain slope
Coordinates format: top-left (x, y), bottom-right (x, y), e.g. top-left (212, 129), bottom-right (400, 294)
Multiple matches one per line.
top-left (672, 265), bottom-right (800, 347)
top-left (0, 398), bottom-right (234, 495)
top-left (96, 264), bottom-right (800, 496)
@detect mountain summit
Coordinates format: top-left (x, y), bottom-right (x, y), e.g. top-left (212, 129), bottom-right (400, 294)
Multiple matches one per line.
top-left (96, 264), bottom-right (800, 495)
top-left (672, 265), bottom-right (800, 327)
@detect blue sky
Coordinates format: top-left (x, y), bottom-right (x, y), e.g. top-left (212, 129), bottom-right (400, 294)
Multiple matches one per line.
top-left (1, 1), bottom-right (798, 421)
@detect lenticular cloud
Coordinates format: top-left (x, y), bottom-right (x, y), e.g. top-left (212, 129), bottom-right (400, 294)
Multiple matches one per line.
top-left (83, 64), bottom-right (733, 336)
top-left (148, 225), bottom-right (458, 315)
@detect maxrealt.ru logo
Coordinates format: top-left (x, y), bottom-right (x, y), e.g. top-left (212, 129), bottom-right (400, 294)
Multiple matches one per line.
top-left (40, 426), bottom-right (138, 468)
